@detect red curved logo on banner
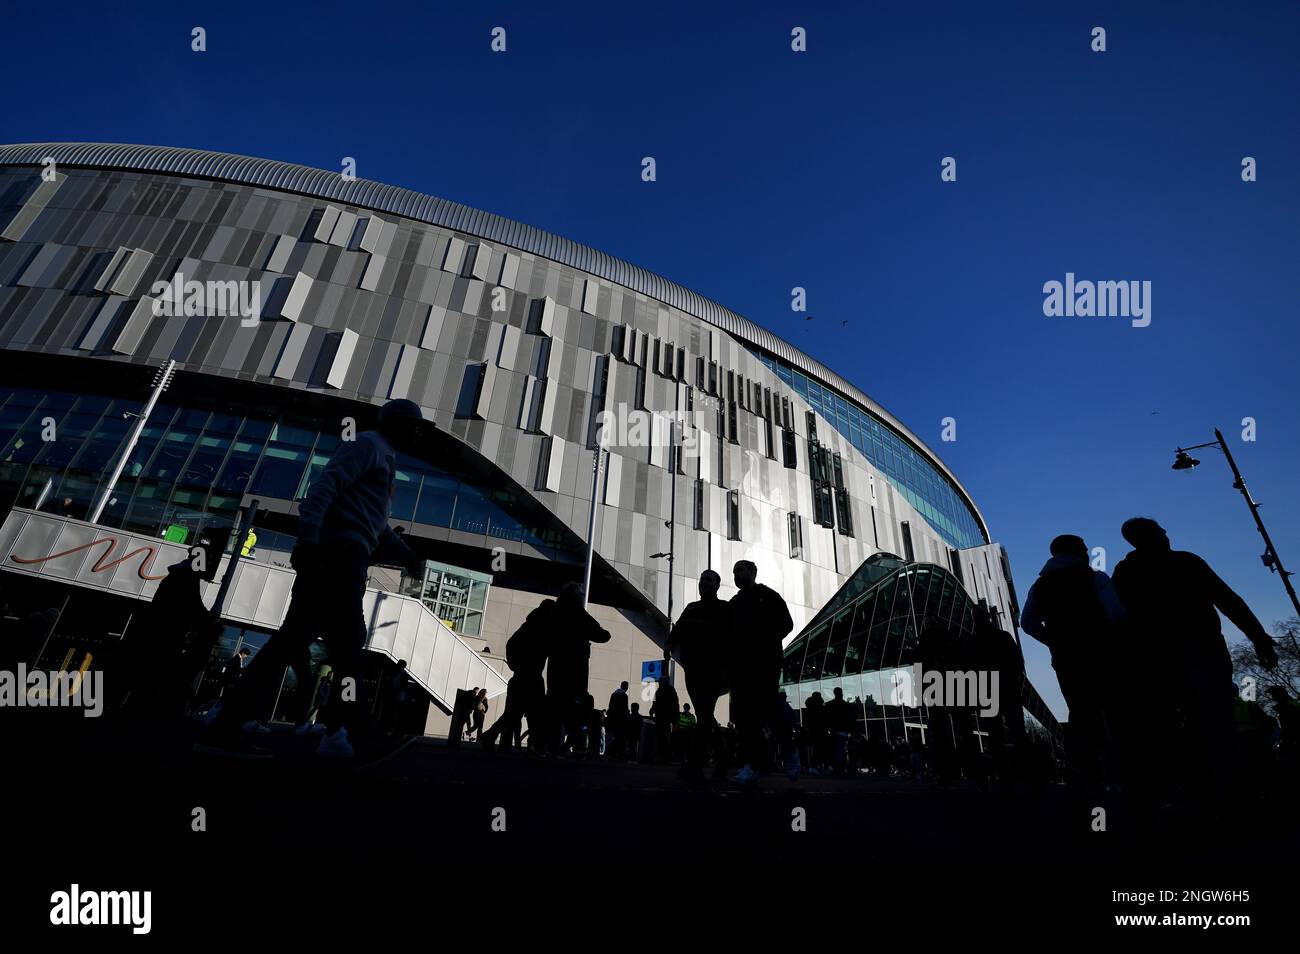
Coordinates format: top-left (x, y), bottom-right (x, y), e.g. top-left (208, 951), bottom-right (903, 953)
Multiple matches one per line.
top-left (9, 536), bottom-right (170, 580)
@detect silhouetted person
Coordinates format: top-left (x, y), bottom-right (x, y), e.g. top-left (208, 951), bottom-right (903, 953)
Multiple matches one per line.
top-left (870, 736), bottom-right (893, 776)
top-left (969, 603), bottom-right (1026, 786)
top-left (540, 582), bottom-right (611, 755)
top-left (582, 695), bottom-right (601, 756)
top-left (466, 686), bottom-right (488, 741)
top-left (803, 691), bottom-right (827, 773)
top-left (626, 702), bottom-right (644, 762)
top-left (124, 557), bottom-right (215, 717)
top-left (1110, 517), bottom-right (1278, 805)
top-left (1021, 534), bottom-right (1126, 789)
top-left (382, 660), bottom-right (411, 734)
top-left (667, 570), bottom-right (731, 782)
top-left (726, 560), bottom-right (794, 785)
top-left (918, 616), bottom-right (962, 786)
top-left (220, 648), bottom-right (251, 696)
top-left (650, 677), bottom-right (679, 763)
top-left (605, 681), bottom-right (630, 759)
top-left (909, 733), bottom-right (926, 779)
top-left (775, 690), bottom-right (801, 781)
top-left (824, 686), bottom-right (855, 775)
top-left (483, 608), bottom-right (550, 753)
top-left (207, 399), bottom-right (428, 757)
top-left (674, 703), bottom-right (697, 762)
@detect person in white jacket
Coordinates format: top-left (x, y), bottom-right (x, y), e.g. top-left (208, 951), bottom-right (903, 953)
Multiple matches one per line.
top-left (206, 399), bottom-right (428, 758)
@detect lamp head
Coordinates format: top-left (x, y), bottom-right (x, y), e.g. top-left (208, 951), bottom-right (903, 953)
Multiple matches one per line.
top-left (1172, 450), bottom-right (1200, 471)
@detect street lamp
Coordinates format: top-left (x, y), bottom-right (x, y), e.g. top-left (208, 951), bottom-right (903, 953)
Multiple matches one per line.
top-left (581, 442), bottom-right (605, 612)
top-left (651, 415), bottom-right (682, 683)
top-left (90, 359), bottom-right (176, 524)
top-left (1172, 428), bottom-right (1300, 625)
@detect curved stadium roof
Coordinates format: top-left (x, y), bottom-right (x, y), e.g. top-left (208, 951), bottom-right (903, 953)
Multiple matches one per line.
top-left (0, 142), bottom-right (989, 542)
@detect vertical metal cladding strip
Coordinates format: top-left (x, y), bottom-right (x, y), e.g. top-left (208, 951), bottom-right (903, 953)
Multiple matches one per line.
top-left (109, 296), bottom-right (158, 355)
top-left (280, 273), bottom-right (313, 322)
top-left (273, 322), bottom-right (313, 380)
top-left (475, 361), bottom-right (497, 420)
top-left (389, 343), bottom-right (420, 399)
top-left (326, 328), bottom-right (360, 389)
top-left (78, 296), bottom-right (126, 351)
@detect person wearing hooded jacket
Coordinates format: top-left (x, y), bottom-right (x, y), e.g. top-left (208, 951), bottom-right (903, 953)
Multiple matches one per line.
top-left (1021, 533), bottom-right (1126, 787)
top-left (540, 581), bottom-right (611, 754)
top-left (206, 399), bottom-right (428, 758)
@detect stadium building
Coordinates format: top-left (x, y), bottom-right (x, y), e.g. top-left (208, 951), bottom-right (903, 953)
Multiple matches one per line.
top-left (0, 142), bottom-right (1059, 746)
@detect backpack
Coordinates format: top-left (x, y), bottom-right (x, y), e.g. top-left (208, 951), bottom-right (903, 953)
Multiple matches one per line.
top-left (506, 602), bottom-right (551, 673)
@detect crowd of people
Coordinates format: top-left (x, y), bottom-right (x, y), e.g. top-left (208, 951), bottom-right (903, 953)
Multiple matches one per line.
top-left (7, 393), bottom-right (1296, 808)
top-left (1020, 521), bottom-right (1293, 811)
top-left (468, 518), bottom-right (1299, 807)
top-left (476, 560), bottom-right (794, 787)
top-left (473, 568), bottom-right (1043, 791)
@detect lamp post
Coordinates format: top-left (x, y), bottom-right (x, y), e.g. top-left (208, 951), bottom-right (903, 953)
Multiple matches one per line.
top-left (1173, 428), bottom-right (1300, 642)
top-left (90, 359), bottom-right (176, 524)
top-left (581, 442), bottom-right (605, 612)
top-left (650, 416), bottom-right (681, 683)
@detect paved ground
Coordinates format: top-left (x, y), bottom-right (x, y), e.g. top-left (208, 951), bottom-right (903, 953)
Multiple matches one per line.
top-left (4, 715), bottom-right (1294, 935)
top-left (9, 716), bottom-right (1291, 852)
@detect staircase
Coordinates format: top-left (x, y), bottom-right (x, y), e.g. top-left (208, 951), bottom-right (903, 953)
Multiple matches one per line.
top-left (0, 507), bottom-right (506, 712)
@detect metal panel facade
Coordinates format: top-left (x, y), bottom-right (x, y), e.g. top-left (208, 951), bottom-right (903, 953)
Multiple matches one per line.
top-left (0, 146), bottom-right (1007, 638)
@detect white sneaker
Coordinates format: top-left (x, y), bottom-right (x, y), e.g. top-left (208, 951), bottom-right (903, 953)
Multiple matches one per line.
top-left (317, 727), bottom-right (354, 758)
top-left (241, 720), bottom-right (271, 734)
top-left (730, 764), bottom-right (758, 785)
top-left (294, 722), bottom-right (326, 736)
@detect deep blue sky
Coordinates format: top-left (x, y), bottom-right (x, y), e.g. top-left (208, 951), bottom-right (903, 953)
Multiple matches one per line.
top-left (3, 1), bottom-right (1298, 719)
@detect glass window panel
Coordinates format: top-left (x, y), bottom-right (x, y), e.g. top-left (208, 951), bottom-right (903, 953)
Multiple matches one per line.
top-left (204, 412), bottom-right (241, 436)
top-left (176, 408), bottom-right (210, 429)
top-left (141, 427), bottom-right (196, 483)
top-left (68, 421), bottom-right (131, 474)
top-left (415, 473), bottom-right (457, 526)
top-left (390, 469), bottom-right (418, 522)
top-left (782, 636), bottom-right (808, 686)
top-left (120, 482), bottom-right (171, 534)
top-left (239, 418), bottom-right (272, 441)
top-left (858, 671), bottom-right (884, 715)
top-left (178, 435), bottom-right (230, 488)
top-left (214, 440), bottom-right (261, 494)
top-left (896, 615), bottom-right (921, 667)
top-left (452, 483), bottom-right (498, 535)
top-left (250, 445), bottom-right (309, 499)
top-left (822, 609), bottom-right (853, 678)
top-left (268, 421), bottom-right (318, 446)
top-left (799, 623), bottom-right (829, 682)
